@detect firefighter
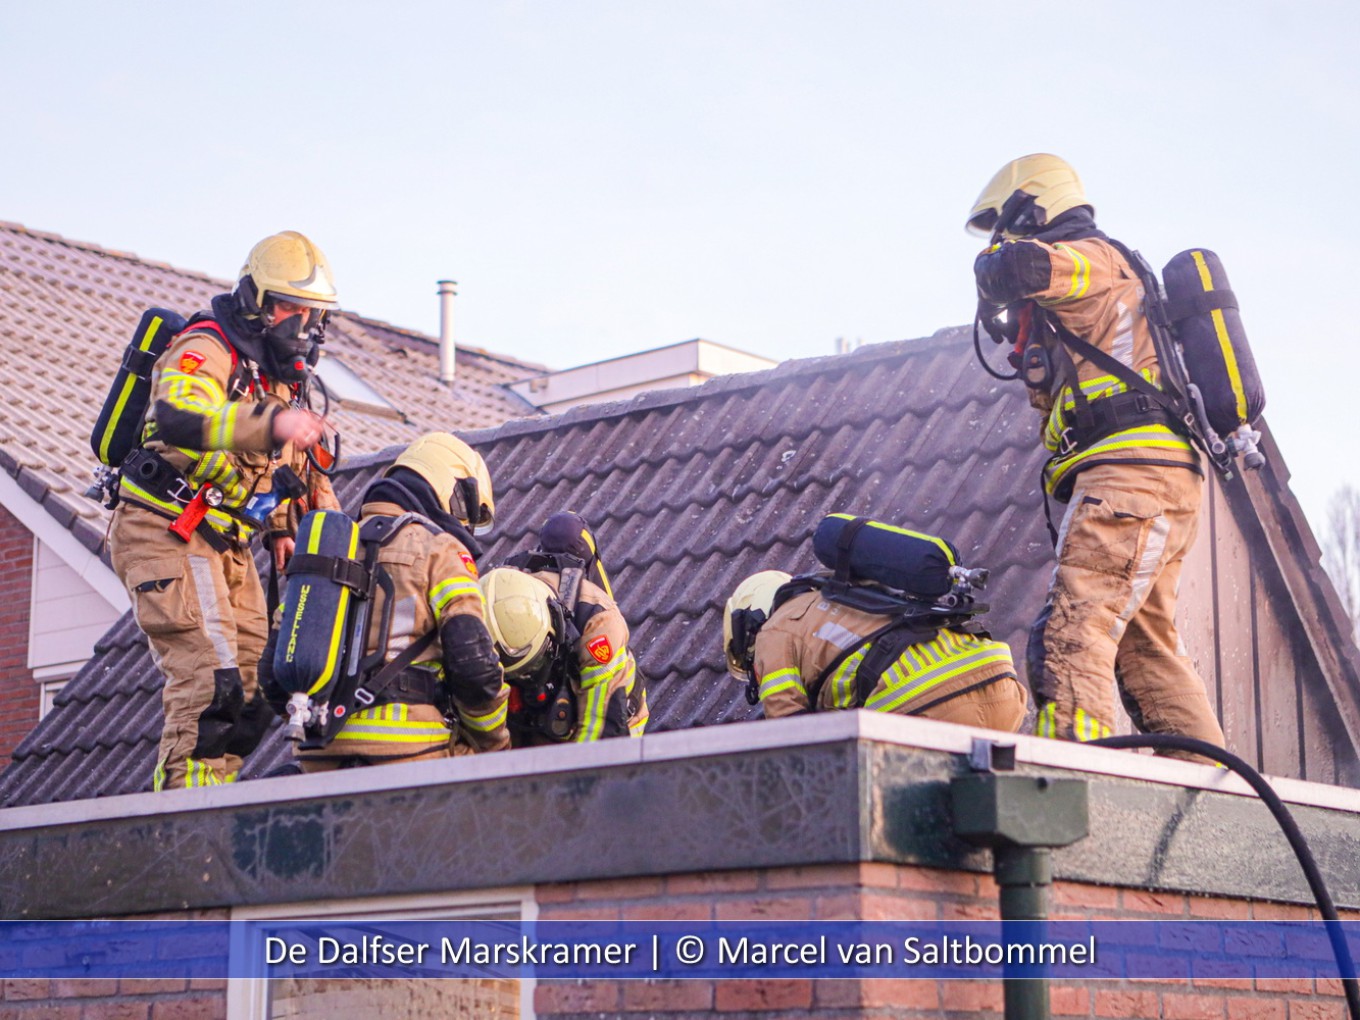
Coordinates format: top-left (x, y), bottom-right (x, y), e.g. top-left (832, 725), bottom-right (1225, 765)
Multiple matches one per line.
top-left (277, 432), bottom-right (512, 770)
top-left (108, 230), bottom-right (340, 790)
top-left (724, 571), bottom-right (1027, 730)
top-left (480, 513), bottom-right (647, 744)
top-left (966, 154), bottom-right (1225, 754)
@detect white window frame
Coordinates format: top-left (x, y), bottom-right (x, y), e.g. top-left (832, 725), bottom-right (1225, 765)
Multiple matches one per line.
top-left (38, 677), bottom-right (68, 720)
top-left (228, 886), bottom-right (537, 1020)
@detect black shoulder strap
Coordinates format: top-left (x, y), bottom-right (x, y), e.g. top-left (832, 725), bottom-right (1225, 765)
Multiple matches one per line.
top-left (557, 565), bottom-right (584, 615)
top-left (352, 629), bottom-right (439, 709)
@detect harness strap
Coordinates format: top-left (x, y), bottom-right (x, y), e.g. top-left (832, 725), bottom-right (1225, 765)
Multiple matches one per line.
top-left (833, 516), bottom-right (871, 583)
top-left (284, 552), bottom-right (372, 592)
top-left (901, 671), bottom-right (1017, 718)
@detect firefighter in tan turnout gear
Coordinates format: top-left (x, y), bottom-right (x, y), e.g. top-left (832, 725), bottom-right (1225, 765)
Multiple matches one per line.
top-left (109, 231), bottom-right (340, 790)
top-left (724, 517), bottom-right (1027, 731)
top-left (726, 573), bottom-right (1026, 729)
top-left (967, 154), bottom-right (1225, 753)
top-left (268, 433), bottom-right (512, 769)
top-left (481, 512), bottom-right (647, 745)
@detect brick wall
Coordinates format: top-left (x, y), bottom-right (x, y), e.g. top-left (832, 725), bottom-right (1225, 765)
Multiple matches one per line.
top-left (0, 910), bottom-right (231, 1020)
top-left (0, 504), bottom-right (36, 767)
top-left (532, 864), bottom-right (1356, 1020)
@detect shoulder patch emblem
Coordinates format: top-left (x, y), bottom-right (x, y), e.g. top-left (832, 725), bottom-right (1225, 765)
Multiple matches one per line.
top-left (178, 351), bottom-right (206, 374)
top-left (458, 550), bottom-right (479, 577)
top-left (587, 635), bottom-right (613, 664)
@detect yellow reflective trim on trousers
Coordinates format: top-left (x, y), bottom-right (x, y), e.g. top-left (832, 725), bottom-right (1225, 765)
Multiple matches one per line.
top-left (462, 697), bottom-right (508, 733)
top-left (1056, 243), bottom-right (1091, 300)
top-left (100, 314), bottom-right (168, 463)
top-left (430, 578), bottom-right (483, 615)
top-left (759, 666), bottom-right (805, 701)
top-left (574, 680), bottom-right (609, 742)
top-left (1193, 250), bottom-right (1247, 423)
top-left (182, 758), bottom-right (223, 787)
top-left (1035, 703), bottom-right (1058, 739)
top-left (826, 513), bottom-right (956, 566)
top-left (1073, 708), bottom-right (1111, 742)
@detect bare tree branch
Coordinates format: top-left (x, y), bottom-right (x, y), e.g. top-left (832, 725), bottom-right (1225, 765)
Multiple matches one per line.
top-left (1321, 485), bottom-right (1360, 643)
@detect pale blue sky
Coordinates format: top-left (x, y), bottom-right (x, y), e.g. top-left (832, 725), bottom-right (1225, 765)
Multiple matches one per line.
top-left (2, 1), bottom-right (1356, 537)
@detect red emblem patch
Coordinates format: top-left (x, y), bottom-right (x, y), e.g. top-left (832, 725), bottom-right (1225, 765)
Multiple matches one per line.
top-left (178, 351), bottom-right (206, 374)
top-left (458, 551), bottom-right (479, 577)
top-left (587, 635), bottom-right (613, 664)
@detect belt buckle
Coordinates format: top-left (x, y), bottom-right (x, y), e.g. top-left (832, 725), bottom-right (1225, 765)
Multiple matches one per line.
top-left (1056, 427), bottom-right (1078, 456)
top-left (353, 687), bottom-right (376, 707)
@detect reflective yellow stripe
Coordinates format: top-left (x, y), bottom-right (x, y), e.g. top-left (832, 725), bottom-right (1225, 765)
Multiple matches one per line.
top-left (826, 513), bottom-right (956, 566)
top-left (865, 637), bottom-right (1013, 713)
top-left (119, 479), bottom-right (243, 532)
top-left (574, 680), bottom-right (610, 742)
top-left (1073, 708), bottom-right (1111, 742)
top-left (334, 705), bottom-right (451, 743)
top-left (1192, 251), bottom-right (1248, 423)
top-left (164, 372), bottom-right (223, 412)
top-left (462, 697), bottom-right (507, 733)
top-left (758, 666), bottom-right (805, 701)
top-left (1036, 703), bottom-right (1057, 740)
top-left (306, 514), bottom-right (359, 695)
top-left (182, 758), bottom-right (223, 787)
top-left (99, 315), bottom-right (167, 463)
top-left (210, 401), bottom-right (240, 450)
top-left (580, 650), bottom-right (628, 688)
top-left (1044, 425), bottom-right (1196, 496)
top-left (828, 648), bottom-right (864, 708)
top-left (1056, 243), bottom-right (1091, 300)
top-left (430, 577), bottom-right (483, 615)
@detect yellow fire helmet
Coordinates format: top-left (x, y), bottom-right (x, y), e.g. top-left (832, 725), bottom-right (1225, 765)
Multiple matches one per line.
top-left (723, 570), bottom-right (792, 680)
top-left (386, 432), bottom-right (495, 531)
top-left (236, 230), bottom-right (340, 316)
top-left (480, 567), bottom-right (558, 678)
top-left (966, 154), bottom-right (1090, 240)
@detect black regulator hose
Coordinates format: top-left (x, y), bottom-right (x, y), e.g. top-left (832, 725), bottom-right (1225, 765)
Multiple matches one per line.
top-left (1090, 734), bottom-right (1359, 1020)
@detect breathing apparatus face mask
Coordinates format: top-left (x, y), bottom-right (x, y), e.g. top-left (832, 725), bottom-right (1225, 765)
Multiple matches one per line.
top-left (726, 607), bottom-right (767, 679)
top-left (453, 476), bottom-right (494, 535)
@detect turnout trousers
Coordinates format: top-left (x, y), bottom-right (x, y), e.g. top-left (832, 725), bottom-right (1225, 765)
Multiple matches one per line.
top-left (1027, 461), bottom-right (1225, 759)
top-left (110, 504), bottom-right (270, 789)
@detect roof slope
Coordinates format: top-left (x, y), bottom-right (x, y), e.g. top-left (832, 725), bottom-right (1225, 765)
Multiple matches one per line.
top-left (5, 327), bottom-right (1359, 804)
top-left (0, 221), bottom-right (541, 555)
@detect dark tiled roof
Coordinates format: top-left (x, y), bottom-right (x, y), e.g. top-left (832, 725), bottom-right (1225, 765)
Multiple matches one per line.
top-left (6, 327), bottom-right (1360, 804)
top-left (0, 221), bottom-right (542, 556)
top-left (0, 329), bottom-right (1057, 802)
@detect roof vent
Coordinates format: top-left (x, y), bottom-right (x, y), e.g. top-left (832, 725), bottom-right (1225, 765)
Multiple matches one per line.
top-left (437, 279), bottom-right (457, 385)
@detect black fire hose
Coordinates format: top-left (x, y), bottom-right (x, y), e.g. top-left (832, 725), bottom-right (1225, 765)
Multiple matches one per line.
top-left (1090, 734), bottom-right (1359, 1020)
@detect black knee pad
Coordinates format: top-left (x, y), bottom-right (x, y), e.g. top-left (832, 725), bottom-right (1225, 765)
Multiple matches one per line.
top-left (193, 668), bottom-right (246, 758)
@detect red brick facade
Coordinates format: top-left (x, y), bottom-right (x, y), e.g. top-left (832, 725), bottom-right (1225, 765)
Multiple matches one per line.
top-left (531, 864), bottom-right (1354, 1018)
top-left (0, 503), bottom-right (36, 768)
top-left (0, 864), bottom-right (1352, 1018)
